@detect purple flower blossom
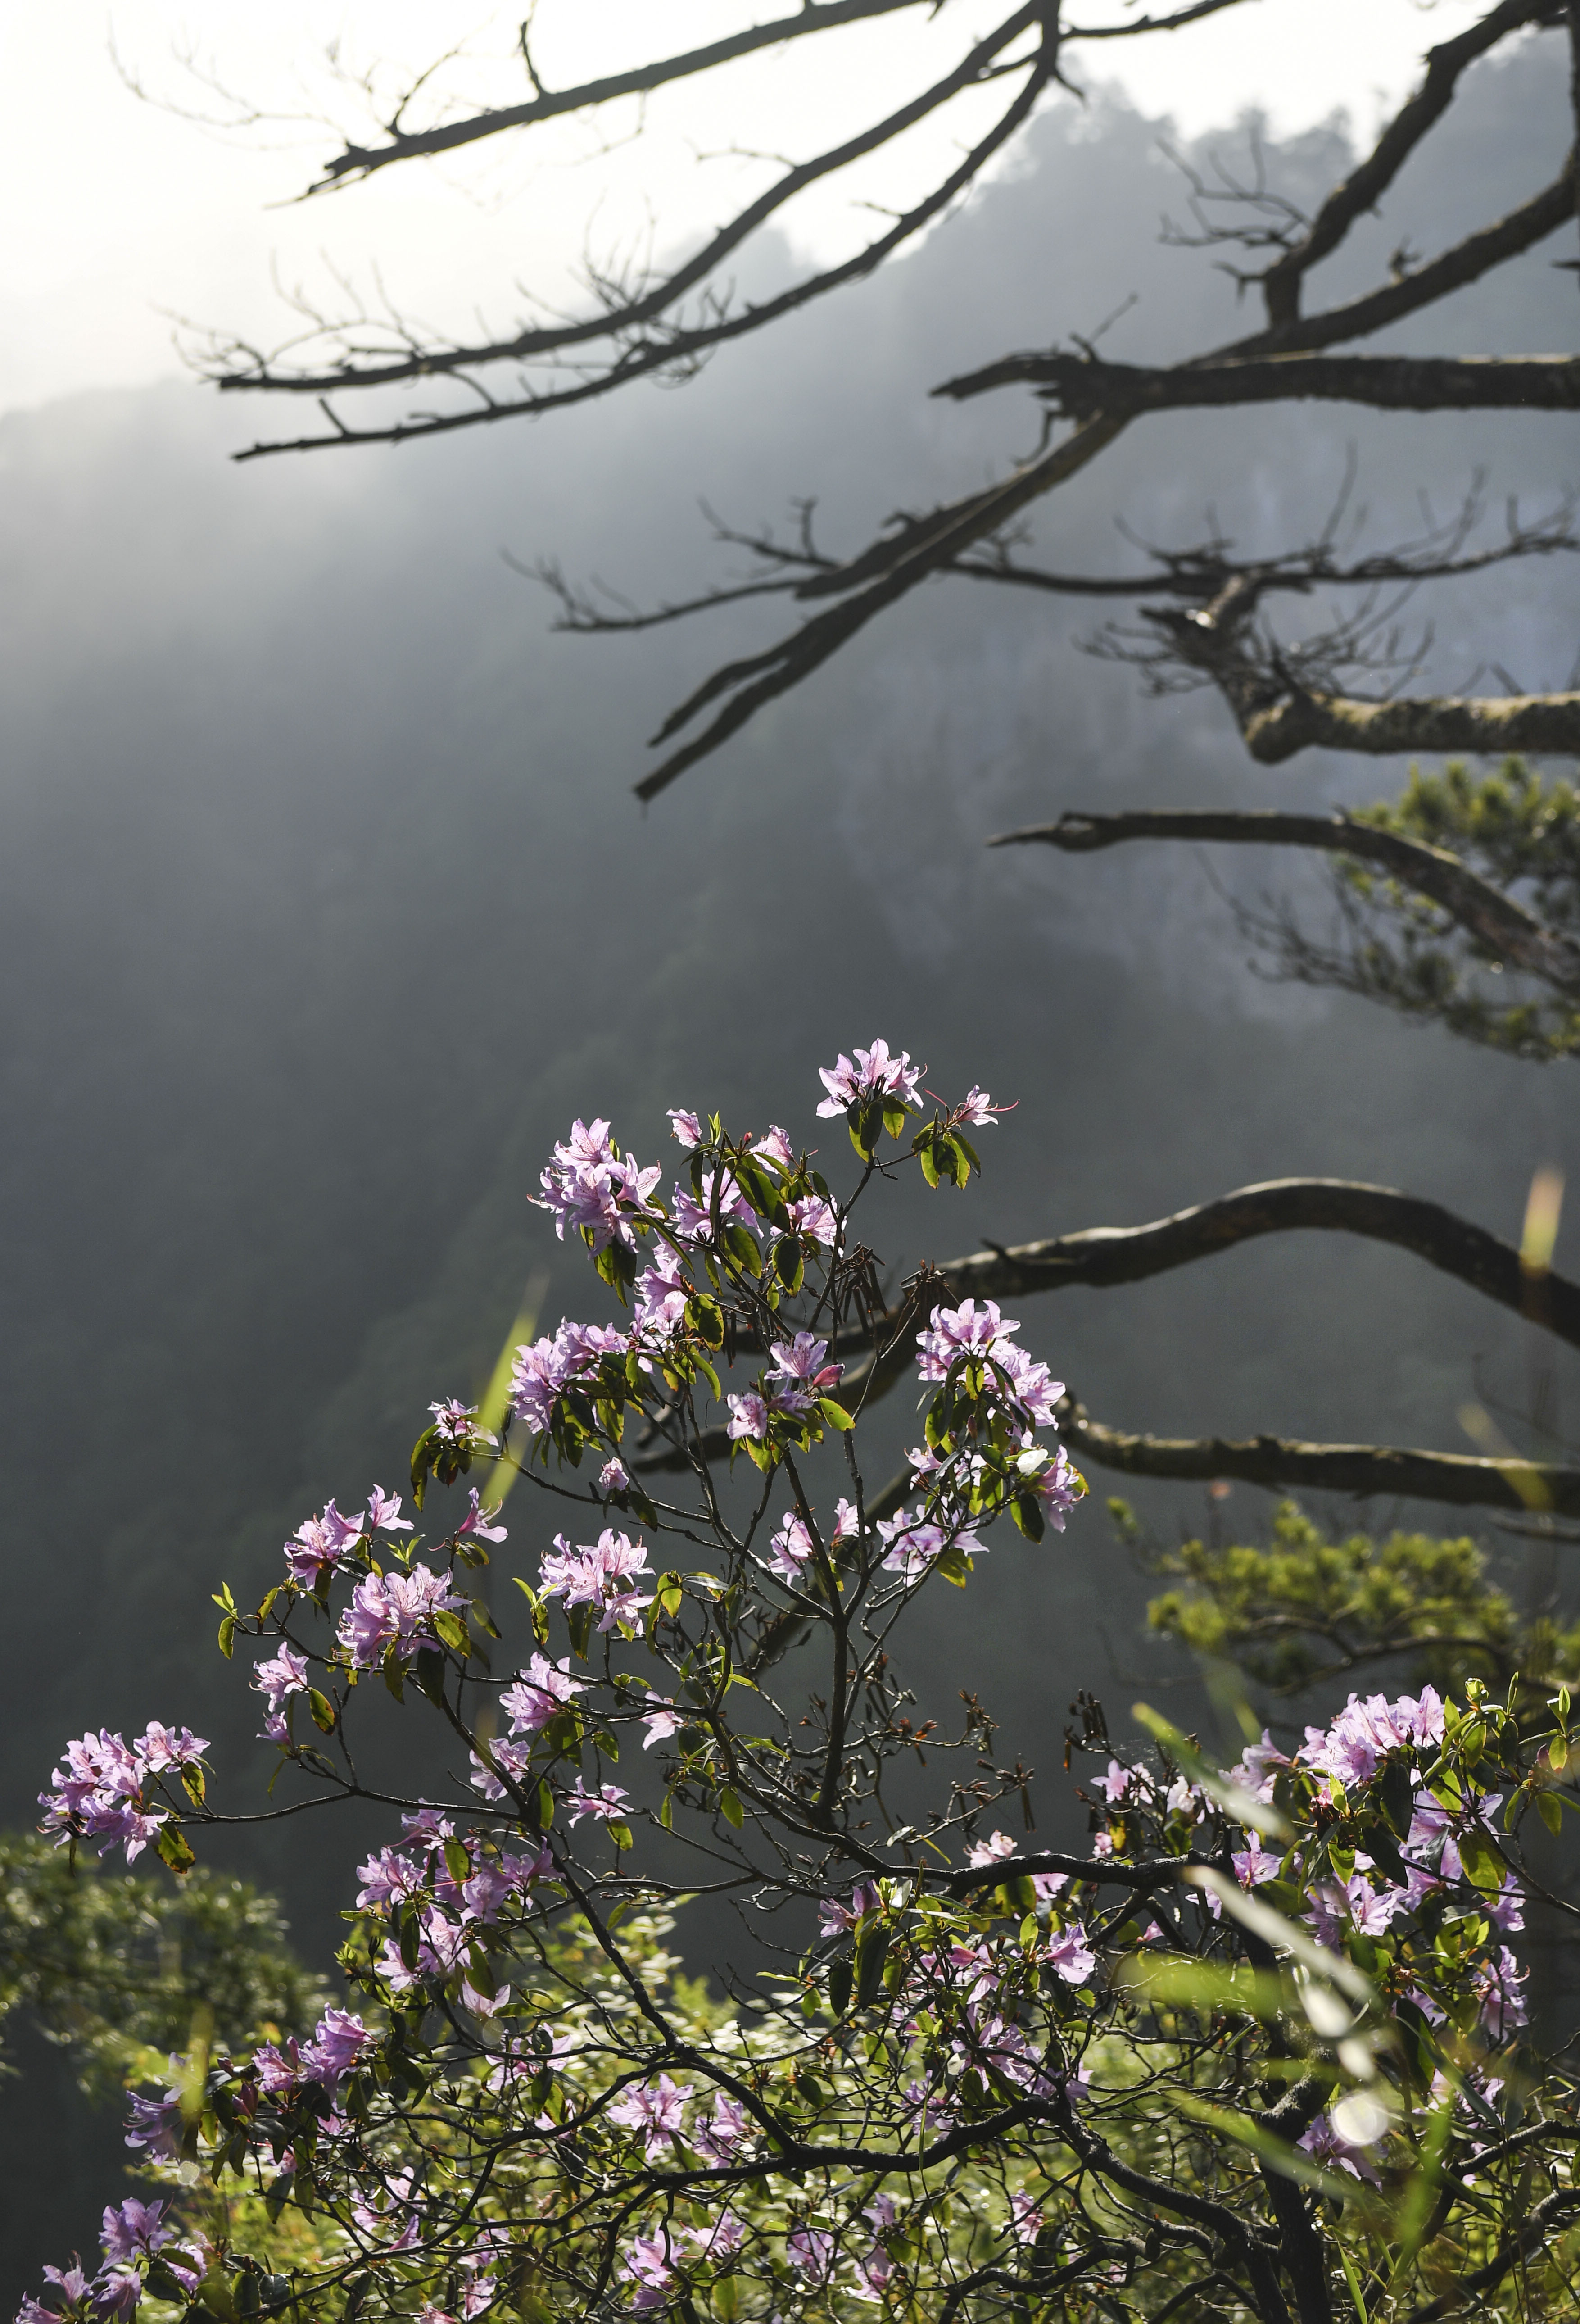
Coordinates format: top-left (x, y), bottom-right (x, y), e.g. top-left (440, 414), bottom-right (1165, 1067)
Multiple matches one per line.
top-left (876, 1507), bottom-right (986, 1580)
top-left (765, 1333), bottom-right (842, 1416)
top-left (1096, 1760), bottom-right (1134, 1804)
top-left (598, 1456), bottom-right (630, 1494)
top-left (122, 2089), bottom-right (182, 2159)
top-left (609, 2075), bottom-right (688, 2160)
top-left (784, 1191), bottom-right (837, 1246)
top-left (726, 1391), bottom-right (768, 1443)
top-left (355, 1847), bottom-right (426, 1911)
top-left (536, 1120), bottom-right (662, 1253)
top-left (133, 1724), bottom-right (206, 1773)
top-left (429, 1399), bottom-right (498, 1451)
top-left (967, 1828), bottom-right (1066, 1902)
top-left (508, 1321), bottom-right (629, 1435)
top-left (457, 1488), bottom-right (507, 1545)
top-left (39, 1729), bottom-right (188, 1864)
top-left (1226, 1730), bottom-right (1292, 1803)
top-left (786, 2227), bottom-right (835, 2283)
top-left (766, 1512), bottom-right (816, 1584)
top-left (1044, 1925), bottom-right (1097, 1984)
top-left (336, 1566), bottom-right (466, 1670)
top-left (671, 1167), bottom-right (761, 1246)
top-left (99, 2206), bottom-right (173, 2268)
top-left (538, 1530), bottom-right (652, 1631)
top-left (956, 1085), bottom-right (1008, 1127)
top-left (818, 1881), bottom-right (880, 1939)
top-left (693, 2097), bottom-right (751, 2161)
top-left (283, 1498), bottom-right (366, 1587)
top-left (1476, 1945), bottom-right (1530, 2040)
top-left (367, 1484), bottom-right (412, 1532)
top-left (251, 1647), bottom-right (308, 1722)
top-left (566, 1779), bottom-right (631, 1826)
top-left (617, 2232), bottom-right (676, 2311)
top-left (816, 1039), bottom-right (923, 1117)
top-left (499, 1653), bottom-right (586, 1734)
top-left (641, 1700), bottom-right (684, 1749)
top-left (1232, 1840), bottom-right (1283, 1889)
top-left (667, 1109), bottom-right (702, 1148)
top-left (299, 2007), bottom-right (374, 2091)
top-left (1299, 1688), bottom-right (1446, 1790)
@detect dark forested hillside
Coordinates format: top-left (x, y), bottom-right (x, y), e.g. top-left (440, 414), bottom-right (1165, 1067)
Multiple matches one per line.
top-left (0, 40), bottom-right (1574, 2287)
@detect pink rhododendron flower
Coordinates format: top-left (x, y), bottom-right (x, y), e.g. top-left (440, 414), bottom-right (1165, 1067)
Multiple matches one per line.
top-left (816, 1039), bottom-right (923, 1115)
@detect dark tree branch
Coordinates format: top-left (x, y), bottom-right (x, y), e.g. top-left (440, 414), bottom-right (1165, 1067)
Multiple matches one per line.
top-left (935, 350), bottom-right (1580, 415)
top-left (991, 808), bottom-right (1580, 990)
top-left (225, 8), bottom-right (1044, 402)
top-left (1254, 0), bottom-right (1563, 327)
top-left (1056, 1392), bottom-right (1580, 1516)
top-left (1222, 151), bottom-right (1578, 357)
top-left (303, 0), bottom-right (1252, 191)
top-left (309, 0), bottom-right (948, 187)
top-left (632, 413), bottom-right (1128, 798)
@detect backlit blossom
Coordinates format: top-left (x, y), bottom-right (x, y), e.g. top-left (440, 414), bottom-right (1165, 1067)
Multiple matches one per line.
top-left (499, 1654), bottom-right (585, 1734)
top-left (336, 1566), bottom-right (466, 1669)
top-left (284, 1499), bottom-right (365, 1586)
top-left (536, 1119), bottom-right (662, 1254)
top-left (957, 1085), bottom-right (1007, 1126)
top-left (726, 1391), bottom-right (768, 1443)
top-left (457, 1488), bottom-right (507, 1544)
top-left (609, 2074), bottom-right (688, 2160)
top-left (598, 1456), bottom-right (630, 1494)
top-left (816, 1039), bottom-right (923, 1116)
top-left (539, 1530), bottom-right (652, 1630)
top-left (367, 1485), bottom-right (413, 1532)
top-left (566, 1779), bottom-right (631, 1825)
top-left (429, 1398), bottom-right (498, 1450)
top-left (667, 1109), bottom-right (702, 1148)
top-left (1045, 1925), bottom-right (1097, 1984)
top-left (968, 1828), bottom-right (1066, 1902)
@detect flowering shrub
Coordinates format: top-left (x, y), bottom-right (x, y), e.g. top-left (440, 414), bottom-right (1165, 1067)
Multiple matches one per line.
top-left (20, 1042), bottom-right (1580, 2323)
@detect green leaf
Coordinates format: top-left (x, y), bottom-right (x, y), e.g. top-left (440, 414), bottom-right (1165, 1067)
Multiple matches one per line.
top-left (1539, 1789), bottom-right (1564, 1838)
top-left (774, 1236), bottom-right (806, 1293)
top-left (722, 1221), bottom-right (762, 1275)
top-left (156, 1822), bottom-right (195, 1876)
top-left (307, 1689), bottom-right (337, 1735)
top-left (816, 1397), bottom-right (854, 1432)
top-left (1457, 1825), bottom-right (1506, 1893)
top-left (180, 1763), bottom-right (206, 1808)
top-left (720, 1787), bottom-right (745, 1830)
top-left (444, 1837), bottom-right (471, 1884)
top-left (855, 1923), bottom-right (892, 2010)
top-left (918, 1140), bottom-right (941, 1191)
top-left (688, 1295), bottom-right (725, 1349)
top-left (827, 1956), bottom-right (853, 2016)
top-left (217, 1615), bottom-right (237, 1660)
top-left (1011, 1492), bottom-right (1046, 1542)
top-left (1377, 1755), bottom-right (1415, 1840)
top-left (433, 1608), bottom-right (469, 1655)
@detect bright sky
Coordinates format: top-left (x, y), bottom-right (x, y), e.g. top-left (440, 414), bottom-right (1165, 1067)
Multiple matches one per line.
top-left (1, 1), bottom-right (1490, 417)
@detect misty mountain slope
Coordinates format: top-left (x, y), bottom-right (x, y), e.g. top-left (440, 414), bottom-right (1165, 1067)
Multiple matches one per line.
top-left (0, 36), bottom-right (1575, 2287)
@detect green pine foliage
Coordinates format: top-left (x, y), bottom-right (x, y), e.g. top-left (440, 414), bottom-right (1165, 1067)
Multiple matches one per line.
top-left (1137, 1495), bottom-right (1580, 1713)
top-left (0, 1834), bottom-right (325, 2102)
top-left (1318, 758), bottom-right (1580, 1060)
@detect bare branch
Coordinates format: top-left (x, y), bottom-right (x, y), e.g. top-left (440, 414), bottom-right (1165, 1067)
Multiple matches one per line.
top-left (934, 351), bottom-right (1580, 416)
top-left (992, 808), bottom-right (1580, 988)
top-left (1254, 0), bottom-right (1565, 327)
top-left (633, 415), bottom-right (1127, 798)
top-left (1058, 1393), bottom-right (1580, 1516)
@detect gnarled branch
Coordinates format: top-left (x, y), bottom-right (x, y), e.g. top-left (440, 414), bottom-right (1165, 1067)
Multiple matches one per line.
top-left (1056, 1393), bottom-right (1580, 1515)
top-left (991, 808), bottom-right (1580, 990)
top-left (934, 351), bottom-right (1580, 416)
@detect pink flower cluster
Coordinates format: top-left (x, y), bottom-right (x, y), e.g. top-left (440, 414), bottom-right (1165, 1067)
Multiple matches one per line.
top-left (337, 1565), bottom-right (466, 1670)
top-left (914, 1299), bottom-right (1062, 1425)
top-left (40, 1723), bottom-right (207, 1863)
top-left (539, 1529), bottom-right (653, 1631)
top-left (535, 1118), bottom-right (662, 1253)
top-left (816, 1038), bottom-right (923, 1116)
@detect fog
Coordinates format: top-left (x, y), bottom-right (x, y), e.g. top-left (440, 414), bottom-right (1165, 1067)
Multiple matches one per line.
top-left (1, 37), bottom-right (1576, 2286)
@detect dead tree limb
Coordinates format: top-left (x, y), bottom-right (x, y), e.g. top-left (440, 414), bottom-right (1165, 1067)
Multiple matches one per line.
top-left (935, 352), bottom-right (1580, 416)
top-left (1055, 1394), bottom-right (1580, 1515)
top-left (990, 809), bottom-right (1580, 989)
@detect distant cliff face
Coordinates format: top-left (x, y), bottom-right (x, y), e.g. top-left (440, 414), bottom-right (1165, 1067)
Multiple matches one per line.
top-left (0, 43), bottom-right (1573, 2292)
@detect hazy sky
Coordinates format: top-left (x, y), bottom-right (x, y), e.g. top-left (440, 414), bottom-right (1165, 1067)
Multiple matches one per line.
top-left (3, 0), bottom-right (1493, 416)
